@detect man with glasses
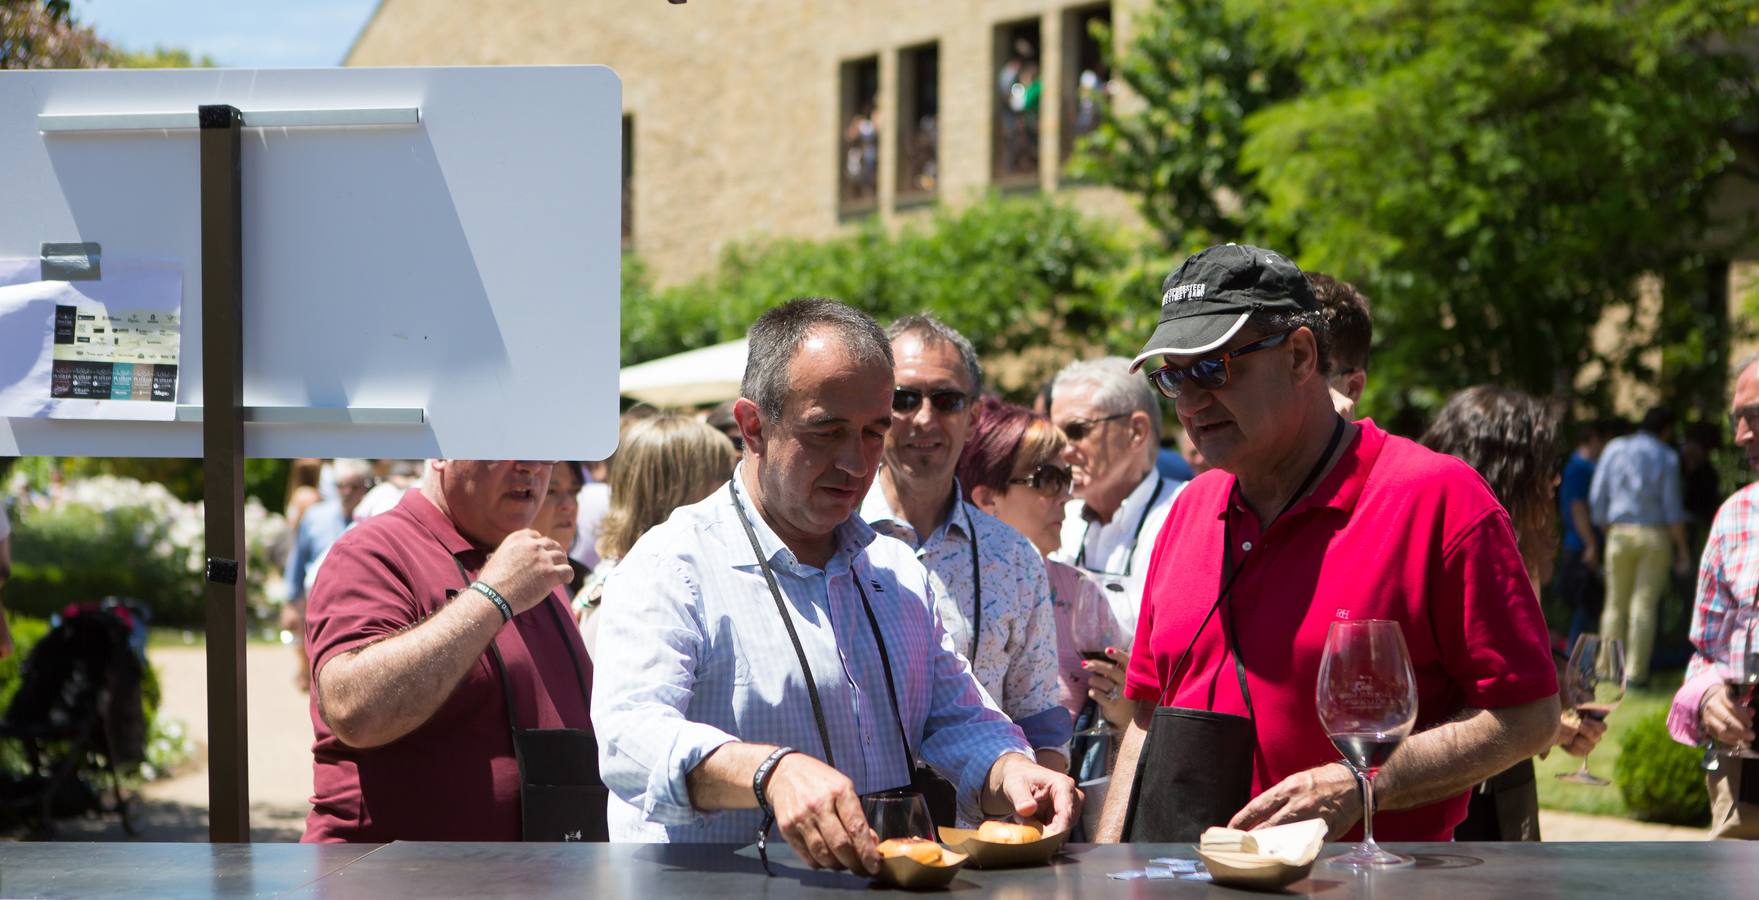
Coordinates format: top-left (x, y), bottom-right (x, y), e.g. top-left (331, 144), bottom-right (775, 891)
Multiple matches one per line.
top-left (1096, 243), bottom-right (1559, 843)
top-left (1668, 355), bottom-right (1759, 839)
top-left (862, 314), bottom-right (1070, 778)
top-left (593, 299), bottom-right (1078, 872)
top-left (1047, 357), bottom-right (1186, 642)
top-left (303, 458), bottom-right (597, 841)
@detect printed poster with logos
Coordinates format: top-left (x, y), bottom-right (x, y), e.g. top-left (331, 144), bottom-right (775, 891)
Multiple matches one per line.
top-left (0, 257), bottom-right (183, 421)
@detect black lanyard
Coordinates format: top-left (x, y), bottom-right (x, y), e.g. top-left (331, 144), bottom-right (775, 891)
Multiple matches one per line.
top-left (449, 557), bottom-right (591, 732)
top-left (1158, 416), bottom-right (1347, 709)
top-left (1074, 475), bottom-right (1167, 578)
top-left (727, 479), bottom-right (917, 781)
top-left (961, 507), bottom-right (982, 661)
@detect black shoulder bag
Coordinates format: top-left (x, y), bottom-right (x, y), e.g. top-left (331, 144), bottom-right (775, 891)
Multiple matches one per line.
top-left (1121, 416), bottom-right (1344, 842)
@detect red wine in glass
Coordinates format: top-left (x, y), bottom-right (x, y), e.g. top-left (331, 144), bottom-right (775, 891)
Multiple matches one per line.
top-left (1317, 619), bottom-right (1418, 870)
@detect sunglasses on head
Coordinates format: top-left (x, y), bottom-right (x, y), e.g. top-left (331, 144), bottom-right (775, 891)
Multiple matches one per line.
top-left (1008, 463), bottom-right (1073, 498)
top-left (1145, 329), bottom-right (1294, 400)
top-left (893, 387), bottom-right (970, 414)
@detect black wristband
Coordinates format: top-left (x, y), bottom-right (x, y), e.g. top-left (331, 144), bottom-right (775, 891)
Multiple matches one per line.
top-left (753, 746), bottom-right (796, 817)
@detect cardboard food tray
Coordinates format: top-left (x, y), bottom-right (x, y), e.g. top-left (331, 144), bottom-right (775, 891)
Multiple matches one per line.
top-left (936, 826), bottom-right (1067, 868)
top-left (1195, 848), bottom-right (1315, 891)
top-left (874, 848), bottom-right (969, 890)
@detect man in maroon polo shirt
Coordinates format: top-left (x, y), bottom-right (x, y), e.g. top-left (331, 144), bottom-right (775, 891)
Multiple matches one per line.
top-left (302, 459), bottom-right (591, 842)
top-left (1095, 244), bottom-right (1561, 843)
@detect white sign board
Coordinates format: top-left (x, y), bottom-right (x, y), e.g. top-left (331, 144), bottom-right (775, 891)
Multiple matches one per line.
top-left (0, 66), bottom-right (622, 460)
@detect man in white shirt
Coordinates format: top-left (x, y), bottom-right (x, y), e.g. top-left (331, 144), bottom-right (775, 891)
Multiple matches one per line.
top-left (1048, 357), bottom-right (1185, 641)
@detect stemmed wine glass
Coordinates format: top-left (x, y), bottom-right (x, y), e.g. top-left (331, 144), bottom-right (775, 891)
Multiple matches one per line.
top-left (1317, 619), bottom-right (1419, 870)
top-left (1717, 609), bottom-right (1759, 759)
top-left (1071, 610), bottom-right (1121, 738)
top-left (1556, 634), bottom-right (1626, 785)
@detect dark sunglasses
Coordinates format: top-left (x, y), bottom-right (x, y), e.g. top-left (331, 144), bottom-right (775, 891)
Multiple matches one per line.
top-left (1008, 463), bottom-right (1073, 498)
top-left (893, 387), bottom-right (970, 414)
top-left (1145, 329), bottom-right (1294, 400)
top-left (1060, 411), bottom-right (1131, 443)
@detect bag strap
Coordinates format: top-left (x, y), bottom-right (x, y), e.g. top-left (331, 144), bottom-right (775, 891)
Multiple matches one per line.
top-left (728, 480), bottom-right (837, 770)
top-left (853, 576), bottom-right (922, 779)
top-left (1073, 476), bottom-right (1165, 576)
top-left (965, 506), bottom-right (982, 661)
top-left (1158, 416), bottom-right (1347, 710)
top-left (452, 556), bottom-right (593, 735)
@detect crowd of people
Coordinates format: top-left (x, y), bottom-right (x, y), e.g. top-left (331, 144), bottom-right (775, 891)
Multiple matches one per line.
top-left (11, 241), bottom-right (1743, 859)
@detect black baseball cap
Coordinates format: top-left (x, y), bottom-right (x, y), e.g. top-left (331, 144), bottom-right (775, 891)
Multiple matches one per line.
top-left (1128, 243), bottom-right (1318, 372)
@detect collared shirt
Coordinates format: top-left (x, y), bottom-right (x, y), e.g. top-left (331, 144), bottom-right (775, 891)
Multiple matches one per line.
top-left (860, 478), bottom-right (1069, 754)
top-left (1123, 420), bottom-right (1557, 842)
top-left (1589, 431), bottom-right (1685, 528)
top-left (303, 491), bottom-right (591, 842)
top-left (1687, 481), bottom-right (1759, 683)
top-left (286, 499), bottom-right (355, 602)
top-left (1053, 469), bottom-right (1185, 642)
top-left (592, 470), bottom-right (1030, 842)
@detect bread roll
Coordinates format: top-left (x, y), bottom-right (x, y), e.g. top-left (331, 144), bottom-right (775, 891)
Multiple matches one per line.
top-left (976, 820), bottom-right (1042, 844)
top-left (877, 838), bottom-right (943, 865)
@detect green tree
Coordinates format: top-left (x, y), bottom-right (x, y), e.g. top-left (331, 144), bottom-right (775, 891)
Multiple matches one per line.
top-left (1069, 0), bottom-right (1299, 252)
top-left (1, 0), bottom-right (106, 68)
top-left (1240, 0), bottom-right (1757, 419)
top-left (623, 195), bottom-right (1136, 397)
top-left (1081, 0), bottom-right (1758, 424)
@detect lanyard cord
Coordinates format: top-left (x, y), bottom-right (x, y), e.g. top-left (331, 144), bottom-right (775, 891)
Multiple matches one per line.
top-left (1157, 416), bottom-right (1348, 709)
top-left (1074, 476), bottom-right (1167, 577)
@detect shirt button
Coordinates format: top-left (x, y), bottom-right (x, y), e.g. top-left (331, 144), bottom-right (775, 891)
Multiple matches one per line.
top-left (1241, 541), bottom-right (1253, 552)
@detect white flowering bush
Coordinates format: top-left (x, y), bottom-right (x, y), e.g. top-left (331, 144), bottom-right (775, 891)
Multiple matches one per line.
top-left (7, 476), bottom-right (289, 628)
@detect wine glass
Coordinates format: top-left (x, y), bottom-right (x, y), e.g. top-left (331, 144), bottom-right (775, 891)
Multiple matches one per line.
top-left (860, 790), bottom-right (936, 842)
top-left (1717, 610), bottom-right (1759, 759)
top-left (1071, 607), bottom-right (1121, 738)
top-left (1556, 634), bottom-right (1626, 785)
top-left (1316, 619), bottom-right (1419, 870)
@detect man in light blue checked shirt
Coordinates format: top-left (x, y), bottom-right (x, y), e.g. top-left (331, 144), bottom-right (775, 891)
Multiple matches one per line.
top-left (1590, 406), bottom-right (1691, 684)
top-left (592, 298), bottom-right (1080, 875)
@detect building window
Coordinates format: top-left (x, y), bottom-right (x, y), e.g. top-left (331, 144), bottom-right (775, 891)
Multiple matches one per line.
top-left (897, 43), bottom-right (940, 201)
top-left (621, 114), bottom-right (634, 249)
top-left (1062, 3), bottom-right (1112, 163)
top-left (992, 19), bottom-right (1042, 185)
top-left (839, 56), bottom-right (881, 214)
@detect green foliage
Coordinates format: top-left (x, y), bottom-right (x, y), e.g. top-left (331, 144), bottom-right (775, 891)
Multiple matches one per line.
top-left (109, 45), bottom-right (216, 68)
top-left (622, 195), bottom-right (1138, 397)
top-left (1613, 709), bottom-right (1711, 827)
top-left (0, 0), bottom-right (108, 68)
top-left (1069, 0), bottom-right (1299, 252)
top-left (15, 457), bottom-right (292, 511)
top-left (1236, 0), bottom-right (1757, 421)
top-left (4, 504), bottom-right (201, 626)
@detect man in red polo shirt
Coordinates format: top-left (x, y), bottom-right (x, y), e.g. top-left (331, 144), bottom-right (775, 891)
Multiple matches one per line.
top-left (1095, 244), bottom-right (1560, 843)
top-left (302, 459), bottom-right (593, 842)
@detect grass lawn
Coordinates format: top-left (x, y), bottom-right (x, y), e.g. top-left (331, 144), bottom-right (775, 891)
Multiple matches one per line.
top-left (1534, 674), bottom-right (1682, 818)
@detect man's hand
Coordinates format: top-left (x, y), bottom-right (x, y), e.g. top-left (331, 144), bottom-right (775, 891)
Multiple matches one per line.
top-left (984, 753), bottom-right (1082, 836)
top-left (477, 529), bottom-right (574, 615)
top-left (1582, 543), bottom-right (1599, 572)
top-left (1672, 553), bottom-right (1692, 579)
top-left (1550, 709), bottom-right (1607, 758)
top-left (1084, 648), bottom-right (1136, 728)
top-left (1702, 684), bottom-right (1757, 746)
top-left (1228, 762), bottom-right (1361, 838)
top-left (764, 753), bottom-right (880, 875)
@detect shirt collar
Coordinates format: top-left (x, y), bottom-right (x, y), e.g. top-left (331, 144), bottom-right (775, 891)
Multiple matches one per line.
top-left (1086, 468), bottom-right (1162, 526)
top-left (725, 463), bottom-right (877, 573)
top-left (400, 489), bottom-right (483, 557)
top-left (1217, 418), bottom-right (1384, 522)
top-left (860, 468), bottom-right (973, 548)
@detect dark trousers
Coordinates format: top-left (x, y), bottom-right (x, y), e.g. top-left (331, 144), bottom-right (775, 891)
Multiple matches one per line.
top-left (1554, 546), bottom-right (1604, 652)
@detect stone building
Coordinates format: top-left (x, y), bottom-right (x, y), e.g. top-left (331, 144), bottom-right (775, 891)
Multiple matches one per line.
top-left (346, 0), bottom-right (1147, 286)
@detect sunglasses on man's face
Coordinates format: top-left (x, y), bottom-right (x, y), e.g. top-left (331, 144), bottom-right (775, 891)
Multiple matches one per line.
top-left (1059, 412), bottom-right (1131, 443)
top-left (893, 387), bottom-right (970, 414)
top-left (1008, 463), bottom-right (1073, 498)
top-left (1145, 329), bottom-right (1295, 400)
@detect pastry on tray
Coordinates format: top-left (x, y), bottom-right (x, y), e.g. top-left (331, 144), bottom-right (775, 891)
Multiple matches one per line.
top-left (877, 837), bottom-right (947, 866)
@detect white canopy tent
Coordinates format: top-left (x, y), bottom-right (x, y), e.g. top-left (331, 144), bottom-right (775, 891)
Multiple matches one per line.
top-left (618, 338), bottom-right (748, 408)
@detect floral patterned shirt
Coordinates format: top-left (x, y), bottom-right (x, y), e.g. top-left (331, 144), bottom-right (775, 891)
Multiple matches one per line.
top-left (862, 479), bottom-right (1070, 753)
